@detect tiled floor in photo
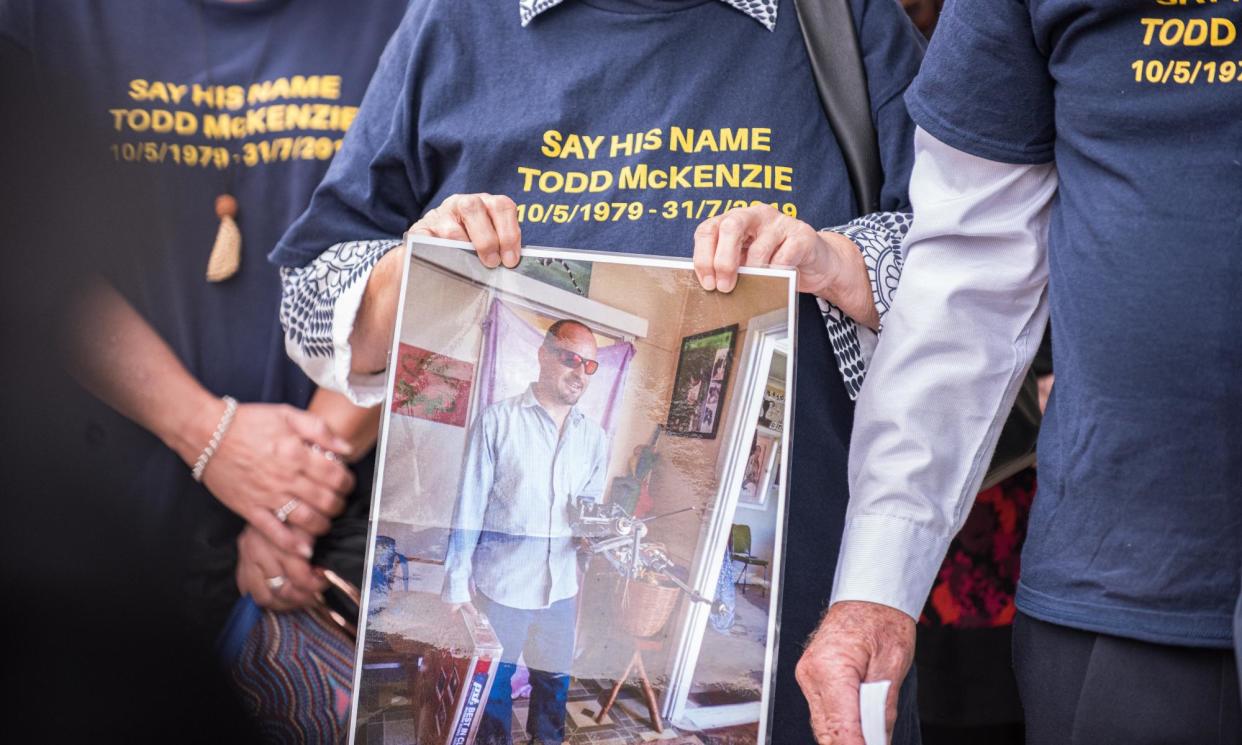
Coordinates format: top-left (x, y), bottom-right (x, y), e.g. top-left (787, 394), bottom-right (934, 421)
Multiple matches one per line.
top-left (355, 587), bottom-right (771, 744)
top-left (357, 675), bottom-right (755, 744)
top-left (508, 677), bottom-right (701, 744)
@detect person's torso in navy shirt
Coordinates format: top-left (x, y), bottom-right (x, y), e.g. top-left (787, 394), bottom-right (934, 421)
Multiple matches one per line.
top-left (272, 0), bottom-right (922, 263)
top-left (5, 0), bottom-right (407, 407)
top-left (273, 2), bottom-right (926, 737)
top-left (0, 0), bottom-right (409, 624)
top-left (272, 0), bottom-right (924, 615)
top-left (908, 0), bottom-right (1242, 648)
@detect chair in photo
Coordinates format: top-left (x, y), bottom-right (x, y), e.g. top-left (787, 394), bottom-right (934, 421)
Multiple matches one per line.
top-left (730, 524), bottom-right (769, 597)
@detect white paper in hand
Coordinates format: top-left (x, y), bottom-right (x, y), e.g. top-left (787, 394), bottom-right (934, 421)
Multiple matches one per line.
top-left (859, 680), bottom-right (892, 745)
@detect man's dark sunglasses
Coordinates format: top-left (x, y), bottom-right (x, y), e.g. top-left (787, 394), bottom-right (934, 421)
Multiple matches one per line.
top-left (546, 343), bottom-right (599, 375)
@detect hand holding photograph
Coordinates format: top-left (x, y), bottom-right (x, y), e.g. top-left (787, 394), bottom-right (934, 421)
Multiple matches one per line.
top-left (351, 236), bottom-right (796, 745)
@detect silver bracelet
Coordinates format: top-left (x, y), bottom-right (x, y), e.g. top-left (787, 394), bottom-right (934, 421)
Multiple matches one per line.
top-left (191, 395), bottom-right (239, 482)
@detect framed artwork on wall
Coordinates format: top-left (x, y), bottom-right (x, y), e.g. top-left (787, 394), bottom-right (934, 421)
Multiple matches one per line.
top-left (739, 432), bottom-right (779, 509)
top-left (756, 383), bottom-right (784, 433)
top-left (665, 324), bottom-right (739, 439)
top-left (390, 343), bottom-right (474, 427)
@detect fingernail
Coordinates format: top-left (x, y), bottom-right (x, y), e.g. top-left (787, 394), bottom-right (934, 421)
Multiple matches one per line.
top-left (301, 544), bottom-right (313, 559)
top-left (502, 251), bottom-right (517, 266)
top-left (333, 437), bottom-right (352, 454)
top-left (702, 274), bottom-right (716, 291)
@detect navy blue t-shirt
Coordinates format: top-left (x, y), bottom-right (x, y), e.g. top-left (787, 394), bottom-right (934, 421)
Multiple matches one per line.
top-left (274, 0), bottom-right (925, 737)
top-left (909, 0), bottom-right (1242, 647)
top-left (272, 0), bottom-right (921, 263)
top-left (0, 0), bottom-right (409, 625)
top-left (1, 0), bottom-right (406, 407)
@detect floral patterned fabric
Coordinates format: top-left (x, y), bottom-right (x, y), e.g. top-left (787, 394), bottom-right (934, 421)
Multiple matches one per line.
top-left (921, 468), bottom-right (1036, 629)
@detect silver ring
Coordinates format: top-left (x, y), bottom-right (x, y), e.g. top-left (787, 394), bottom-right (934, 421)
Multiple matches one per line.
top-left (274, 498), bottom-right (300, 523)
top-left (266, 575), bottom-right (287, 592)
top-left (309, 442), bottom-right (339, 463)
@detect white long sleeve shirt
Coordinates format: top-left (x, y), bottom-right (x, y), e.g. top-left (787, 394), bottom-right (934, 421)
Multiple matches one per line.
top-left (831, 127), bottom-right (1057, 620)
top-left (442, 387), bottom-right (608, 609)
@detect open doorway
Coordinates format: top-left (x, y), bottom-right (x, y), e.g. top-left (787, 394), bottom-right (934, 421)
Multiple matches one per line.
top-left (684, 347), bottom-right (786, 714)
top-left (661, 309), bottom-right (792, 735)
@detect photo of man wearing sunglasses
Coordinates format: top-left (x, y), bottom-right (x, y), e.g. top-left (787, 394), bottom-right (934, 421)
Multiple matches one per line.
top-left (441, 318), bottom-right (609, 744)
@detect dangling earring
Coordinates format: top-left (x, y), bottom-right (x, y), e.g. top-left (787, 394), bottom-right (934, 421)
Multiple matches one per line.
top-left (206, 194), bottom-right (241, 282)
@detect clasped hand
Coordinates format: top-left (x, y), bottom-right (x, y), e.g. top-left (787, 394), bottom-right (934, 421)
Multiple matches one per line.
top-left (199, 401), bottom-right (354, 559)
top-left (236, 523), bottom-right (328, 610)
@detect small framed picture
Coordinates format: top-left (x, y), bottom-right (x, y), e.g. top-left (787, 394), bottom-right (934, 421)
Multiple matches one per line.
top-left (757, 383), bottom-right (785, 433)
top-left (665, 324), bottom-right (739, 439)
top-left (390, 343), bottom-right (474, 428)
top-left (739, 432), bottom-right (779, 509)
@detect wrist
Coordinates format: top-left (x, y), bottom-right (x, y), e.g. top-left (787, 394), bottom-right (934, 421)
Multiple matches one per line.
top-left (816, 230), bottom-right (880, 330)
top-left (813, 230), bottom-right (858, 299)
top-left (165, 390), bottom-right (229, 467)
top-left (815, 600), bottom-right (917, 655)
top-left (350, 248), bottom-right (402, 375)
top-left (830, 598), bottom-right (917, 626)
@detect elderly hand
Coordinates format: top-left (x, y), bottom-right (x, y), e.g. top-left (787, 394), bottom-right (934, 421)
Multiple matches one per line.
top-left (410, 192), bottom-right (523, 269)
top-left (198, 400), bottom-right (354, 559)
top-left (236, 524), bottom-right (327, 610)
top-left (692, 204), bottom-right (879, 329)
top-left (795, 600), bottom-right (916, 744)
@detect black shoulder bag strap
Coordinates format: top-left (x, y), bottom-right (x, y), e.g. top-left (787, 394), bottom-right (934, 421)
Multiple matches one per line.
top-left (793, 0), bottom-right (883, 215)
top-left (794, 0), bottom-right (1040, 489)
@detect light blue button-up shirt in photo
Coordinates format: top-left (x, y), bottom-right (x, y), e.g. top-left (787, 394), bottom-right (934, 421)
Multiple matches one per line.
top-left (442, 386), bottom-right (609, 610)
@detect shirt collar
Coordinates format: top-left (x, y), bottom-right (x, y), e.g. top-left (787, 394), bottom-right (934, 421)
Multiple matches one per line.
top-left (519, 0), bottom-right (778, 32)
top-left (522, 385), bottom-right (585, 424)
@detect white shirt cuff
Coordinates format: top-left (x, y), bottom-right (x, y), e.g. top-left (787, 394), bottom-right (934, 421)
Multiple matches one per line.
top-left (441, 568), bottom-right (472, 604)
top-left (278, 239), bottom-right (400, 406)
top-left (830, 513), bottom-right (953, 620)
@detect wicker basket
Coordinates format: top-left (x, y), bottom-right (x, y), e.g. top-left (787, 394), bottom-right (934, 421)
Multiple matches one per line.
top-left (617, 579), bottom-right (681, 638)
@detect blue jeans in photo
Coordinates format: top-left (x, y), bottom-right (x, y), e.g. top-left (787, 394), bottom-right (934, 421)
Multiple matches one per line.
top-left (474, 593), bottom-right (577, 745)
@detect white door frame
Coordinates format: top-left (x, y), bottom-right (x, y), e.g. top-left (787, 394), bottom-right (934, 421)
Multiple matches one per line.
top-left (662, 307), bottom-right (793, 735)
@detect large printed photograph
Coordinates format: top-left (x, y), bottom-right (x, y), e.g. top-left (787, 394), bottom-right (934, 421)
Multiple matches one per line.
top-left (352, 237), bottom-right (795, 745)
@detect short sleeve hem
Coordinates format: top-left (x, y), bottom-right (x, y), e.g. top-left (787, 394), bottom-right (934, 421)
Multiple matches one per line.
top-left (905, 92), bottom-right (1054, 166)
top-left (269, 241), bottom-right (311, 268)
top-left (270, 237), bottom-right (386, 268)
